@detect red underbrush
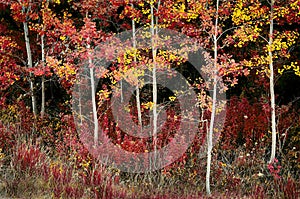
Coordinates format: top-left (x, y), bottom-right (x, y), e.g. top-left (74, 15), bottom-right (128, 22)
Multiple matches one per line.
top-left (0, 96), bottom-right (299, 198)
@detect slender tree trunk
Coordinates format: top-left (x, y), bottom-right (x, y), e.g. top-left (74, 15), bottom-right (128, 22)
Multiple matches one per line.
top-left (268, 0), bottom-right (276, 163)
top-left (90, 66), bottom-right (98, 146)
top-left (23, 21), bottom-right (37, 117)
top-left (120, 80), bottom-right (123, 102)
top-left (150, 4), bottom-right (158, 169)
top-left (132, 15), bottom-right (143, 129)
top-left (41, 34), bottom-right (45, 118)
top-left (40, 0), bottom-right (51, 118)
top-left (78, 83), bottom-right (83, 126)
top-left (206, 0), bottom-right (219, 195)
top-left (87, 42), bottom-right (99, 146)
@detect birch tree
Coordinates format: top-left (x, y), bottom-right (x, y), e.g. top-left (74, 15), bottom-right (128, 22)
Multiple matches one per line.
top-left (132, 4), bottom-right (143, 130)
top-left (21, 1), bottom-right (37, 117)
top-left (268, 0), bottom-right (276, 163)
top-left (82, 16), bottom-right (100, 146)
top-left (231, 0), bottom-right (299, 163)
top-left (205, 0), bottom-right (219, 194)
top-left (148, 0), bottom-right (162, 170)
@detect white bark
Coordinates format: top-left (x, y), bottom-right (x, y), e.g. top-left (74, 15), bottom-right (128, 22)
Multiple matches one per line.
top-left (132, 15), bottom-right (143, 129)
top-left (120, 80), bottom-right (123, 102)
top-left (151, 4), bottom-right (158, 169)
top-left (41, 34), bottom-right (45, 118)
top-left (206, 0), bottom-right (219, 195)
top-left (23, 21), bottom-right (37, 117)
top-left (269, 0), bottom-right (276, 163)
top-left (87, 41), bottom-right (99, 146)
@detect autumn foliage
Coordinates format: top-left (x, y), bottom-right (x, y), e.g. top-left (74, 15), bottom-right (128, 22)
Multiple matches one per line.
top-left (0, 0), bottom-right (299, 198)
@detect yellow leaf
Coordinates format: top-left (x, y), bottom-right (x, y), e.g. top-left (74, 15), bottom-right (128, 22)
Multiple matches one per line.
top-left (169, 96), bottom-right (176, 101)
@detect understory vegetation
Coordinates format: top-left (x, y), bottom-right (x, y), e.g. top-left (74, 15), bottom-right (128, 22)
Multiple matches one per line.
top-left (0, 0), bottom-right (299, 198)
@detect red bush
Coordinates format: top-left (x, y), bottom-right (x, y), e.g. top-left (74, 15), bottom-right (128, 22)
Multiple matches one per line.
top-left (221, 96), bottom-right (270, 150)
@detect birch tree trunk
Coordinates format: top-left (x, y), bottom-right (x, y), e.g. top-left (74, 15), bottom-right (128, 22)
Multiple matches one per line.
top-left (150, 3), bottom-right (158, 169)
top-left (87, 40), bottom-right (99, 146)
top-left (206, 0), bottom-right (219, 195)
top-left (132, 15), bottom-right (143, 129)
top-left (23, 21), bottom-right (37, 117)
top-left (41, 34), bottom-right (45, 118)
top-left (268, 0), bottom-right (277, 163)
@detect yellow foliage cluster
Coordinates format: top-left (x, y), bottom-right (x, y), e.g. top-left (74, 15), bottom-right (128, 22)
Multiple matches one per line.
top-left (158, 50), bottom-right (184, 63)
top-left (0, 36), bottom-right (18, 53)
top-left (117, 48), bottom-right (141, 66)
top-left (232, 1), bottom-right (267, 25)
top-left (141, 6), bottom-right (150, 15)
top-left (57, 63), bottom-right (76, 80)
top-left (290, 0), bottom-right (300, 13)
top-left (275, 6), bottom-right (290, 18)
top-left (275, 0), bottom-right (300, 18)
top-left (243, 55), bottom-right (271, 77)
top-left (233, 25), bottom-right (261, 47)
top-left (244, 56), bottom-right (268, 68)
top-left (47, 56), bottom-right (76, 81)
top-left (278, 62), bottom-right (300, 76)
top-left (271, 31), bottom-right (299, 53)
top-left (60, 36), bottom-right (66, 41)
top-left (68, 151), bottom-right (92, 170)
top-left (0, 104), bottom-right (22, 124)
top-left (231, 0), bottom-right (299, 78)
top-left (169, 96), bottom-right (176, 101)
top-left (97, 89), bottom-right (111, 101)
top-left (169, 0), bottom-right (203, 22)
top-left (142, 101), bottom-right (154, 110)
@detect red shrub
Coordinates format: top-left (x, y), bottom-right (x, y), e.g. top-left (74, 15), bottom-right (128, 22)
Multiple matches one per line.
top-left (12, 142), bottom-right (46, 174)
top-left (221, 96), bottom-right (270, 150)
